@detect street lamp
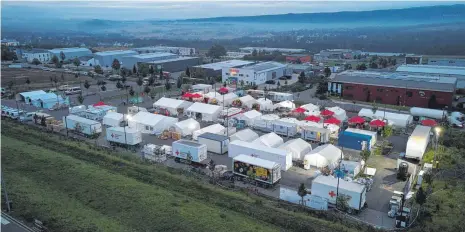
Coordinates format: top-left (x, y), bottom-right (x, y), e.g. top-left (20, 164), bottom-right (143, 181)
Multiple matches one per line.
top-left (433, 127), bottom-right (441, 171)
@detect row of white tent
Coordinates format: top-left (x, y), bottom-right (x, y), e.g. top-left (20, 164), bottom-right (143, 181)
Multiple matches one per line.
top-left (358, 108), bottom-right (413, 128)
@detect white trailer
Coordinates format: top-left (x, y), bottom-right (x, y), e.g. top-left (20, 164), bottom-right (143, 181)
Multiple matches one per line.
top-left (311, 175), bottom-right (367, 213)
top-left (233, 154), bottom-right (281, 188)
top-left (103, 112), bottom-right (125, 127)
top-left (63, 115), bottom-right (102, 137)
top-left (272, 119), bottom-right (298, 137)
top-left (171, 140), bottom-right (209, 166)
top-left (228, 140), bottom-right (292, 171)
top-left (106, 126), bottom-right (142, 146)
top-left (300, 126), bottom-right (331, 143)
top-left (253, 114), bottom-right (280, 131)
top-left (405, 125), bottom-right (431, 160)
top-left (197, 132), bottom-right (229, 154)
top-left (410, 107), bottom-right (464, 127)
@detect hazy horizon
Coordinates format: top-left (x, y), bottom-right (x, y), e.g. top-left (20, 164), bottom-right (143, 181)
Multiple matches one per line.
top-left (2, 1), bottom-right (462, 21)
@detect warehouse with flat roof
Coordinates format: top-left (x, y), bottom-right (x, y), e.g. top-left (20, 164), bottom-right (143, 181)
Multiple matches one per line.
top-left (239, 47), bottom-right (305, 54)
top-left (143, 56), bottom-right (201, 73)
top-left (94, 50), bottom-right (138, 68)
top-left (329, 71), bottom-right (457, 108)
top-left (192, 60), bottom-right (254, 78)
top-left (48, 47), bottom-right (92, 60)
top-left (396, 64), bottom-right (465, 88)
top-left (222, 61), bottom-right (287, 86)
top-left (133, 46), bottom-right (196, 56)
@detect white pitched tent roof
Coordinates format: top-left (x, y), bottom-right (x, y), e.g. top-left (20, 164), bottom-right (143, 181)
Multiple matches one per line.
top-left (221, 92), bottom-right (238, 101)
top-left (192, 123), bottom-right (225, 140)
top-left (326, 106), bottom-right (347, 121)
top-left (130, 111), bottom-right (166, 127)
top-left (153, 97), bottom-right (191, 109)
top-left (358, 108), bottom-right (375, 118)
top-left (187, 102), bottom-right (221, 114)
top-left (304, 144), bottom-right (343, 168)
top-left (300, 103), bottom-right (319, 111)
top-left (174, 118), bottom-right (201, 136)
top-left (274, 100), bottom-right (296, 110)
top-left (229, 128), bottom-right (259, 142)
top-left (204, 92), bottom-right (221, 99)
top-left (239, 95), bottom-right (256, 104)
top-left (259, 114), bottom-right (280, 121)
top-left (242, 110), bottom-right (262, 120)
top-left (252, 132), bottom-right (284, 148)
top-left (278, 138), bottom-right (312, 160)
top-left (256, 98), bottom-right (275, 110)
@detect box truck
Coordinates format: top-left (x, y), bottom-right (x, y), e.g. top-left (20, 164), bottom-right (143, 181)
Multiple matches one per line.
top-left (311, 175), bottom-right (366, 213)
top-left (171, 140), bottom-right (209, 167)
top-left (106, 126), bottom-right (142, 147)
top-left (410, 107), bottom-right (464, 128)
top-left (63, 115), bottom-right (102, 138)
top-left (197, 132), bottom-right (229, 154)
top-left (228, 140), bottom-right (292, 171)
top-left (405, 125), bottom-right (431, 160)
top-left (233, 154), bottom-right (281, 188)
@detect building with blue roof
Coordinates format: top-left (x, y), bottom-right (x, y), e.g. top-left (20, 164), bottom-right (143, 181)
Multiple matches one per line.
top-left (94, 50), bottom-right (138, 68)
top-left (49, 47), bottom-right (92, 61)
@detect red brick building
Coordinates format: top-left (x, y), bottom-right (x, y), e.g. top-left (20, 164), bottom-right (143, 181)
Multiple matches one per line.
top-left (286, 54), bottom-right (311, 64)
top-left (329, 71), bottom-right (456, 108)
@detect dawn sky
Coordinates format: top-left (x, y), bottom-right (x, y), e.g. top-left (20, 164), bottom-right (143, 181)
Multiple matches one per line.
top-left (2, 1), bottom-right (461, 20)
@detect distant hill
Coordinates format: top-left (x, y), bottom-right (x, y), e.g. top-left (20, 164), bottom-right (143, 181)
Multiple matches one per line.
top-left (182, 4), bottom-right (465, 24)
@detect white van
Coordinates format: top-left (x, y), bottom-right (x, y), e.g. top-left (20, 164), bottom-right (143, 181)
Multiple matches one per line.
top-left (19, 112), bottom-right (53, 122)
top-left (65, 87), bottom-right (82, 95)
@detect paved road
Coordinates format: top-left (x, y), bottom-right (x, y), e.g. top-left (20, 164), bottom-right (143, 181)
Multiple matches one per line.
top-left (1, 213), bottom-right (35, 232)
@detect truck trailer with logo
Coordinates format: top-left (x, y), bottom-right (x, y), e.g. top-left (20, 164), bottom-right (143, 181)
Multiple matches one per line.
top-left (105, 126), bottom-right (142, 147)
top-left (233, 154), bottom-right (281, 188)
top-left (171, 140), bottom-right (210, 167)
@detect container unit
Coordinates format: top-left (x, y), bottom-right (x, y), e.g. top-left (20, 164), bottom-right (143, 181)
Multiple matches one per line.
top-left (233, 154), bottom-right (281, 188)
top-left (300, 126), bottom-right (331, 143)
top-left (311, 175), bottom-right (366, 213)
top-left (197, 132), bottom-right (229, 154)
top-left (344, 128), bottom-right (377, 148)
top-left (272, 119), bottom-right (298, 137)
top-left (106, 126), bottom-right (142, 146)
top-left (192, 123), bottom-right (225, 140)
top-left (171, 140), bottom-right (209, 165)
top-left (63, 115), bottom-right (102, 137)
top-left (103, 112), bottom-right (125, 127)
top-left (228, 140), bottom-right (292, 171)
top-left (253, 114), bottom-right (280, 131)
top-left (337, 131), bottom-right (372, 151)
top-left (405, 125), bottom-right (431, 160)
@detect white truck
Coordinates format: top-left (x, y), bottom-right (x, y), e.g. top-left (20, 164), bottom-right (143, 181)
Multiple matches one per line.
top-left (311, 175), bottom-right (367, 213)
top-left (63, 115), bottom-right (102, 137)
top-left (410, 107), bottom-right (464, 128)
top-left (405, 125), bottom-right (431, 160)
top-left (106, 126), bottom-right (142, 147)
top-left (228, 140), bottom-right (292, 171)
top-left (232, 154), bottom-right (281, 188)
top-left (197, 132), bottom-right (229, 154)
top-left (171, 140), bottom-right (209, 167)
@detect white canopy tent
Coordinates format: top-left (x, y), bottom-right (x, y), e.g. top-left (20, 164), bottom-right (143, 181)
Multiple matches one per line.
top-left (237, 110), bottom-right (262, 126)
top-left (303, 144), bottom-right (344, 169)
top-left (278, 138), bottom-right (312, 161)
top-left (274, 100), bottom-right (296, 110)
top-left (185, 102), bottom-right (221, 122)
top-left (252, 132), bottom-right (284, 148)
top-left (192, 123), bottom-right (225, 140)
top-left (374, 110), bottom-right (413, 128)
top-left (219, 93), bottom-right (239, 106)
top-left (229, 128), bottom-right (259, 142)
top-left (358, 108), bottom-right (375, 119)
top-left (237, 95), bottom-right (257, 109)
top-left (204, 91), bottom-right (221, 100)
top-left (173, 118), bottom-right (201, 136)
top-left (326, 106), bottom-right (347, 122)
top-left (103, 112), bottom-right (125, 127)
top-left (300, 103), bottom-right (321, 116)
top-left (255, 98), bottom-right (275, 111)
top-left (153, 97), bottom-right (192, 116)
top-left (128, 112), bottom-right (178, 134)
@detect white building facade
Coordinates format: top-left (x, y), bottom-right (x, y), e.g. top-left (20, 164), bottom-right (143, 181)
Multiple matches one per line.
top-left (222, 61), bottom-right (287, 86)
top-left (24, 50), bottom-right (51, 63)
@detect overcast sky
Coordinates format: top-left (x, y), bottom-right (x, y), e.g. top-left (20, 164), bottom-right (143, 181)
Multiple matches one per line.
top-left (2, 1), bottom-right (462, 20)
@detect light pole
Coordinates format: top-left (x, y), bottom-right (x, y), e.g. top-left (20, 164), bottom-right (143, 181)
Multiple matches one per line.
top-left (433, 127), bottom-right (441, 171)
top-left (335, 146), bottom-right (344, 208)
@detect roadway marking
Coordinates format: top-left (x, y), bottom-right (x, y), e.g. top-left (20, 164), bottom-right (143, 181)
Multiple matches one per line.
top-left (1, 216), bottom-right (10, 225)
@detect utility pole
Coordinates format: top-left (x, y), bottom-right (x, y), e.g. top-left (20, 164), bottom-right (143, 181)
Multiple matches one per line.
top-left (123, 113), bottom-right (128, 150)
top-left (2, 172), bottom-right (12, 212)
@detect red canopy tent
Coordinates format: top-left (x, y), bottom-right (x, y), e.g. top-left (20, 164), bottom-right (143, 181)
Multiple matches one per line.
top-left (421, 119), bottom-right (438, 127)
top-left (292, 107), bottom-right (306, 113)
top-left (93, 101), bottom-right (106, 107)
top-left (348, 116), bottom-right (365, 124)
top-left (182, 92), bottom-right (193, 98)
top-left (219, 87), bottom-right (229, 94)
top-left (324, 117), bottom-right (341, 125)
top-left (369, 119), bottom-right (386, 127)
top-left (191, 93), bottom-right (203, 98)
top-left (320, 109), bottom-right (334, 117)
top-left (304, 115), bottom-right (321, 123)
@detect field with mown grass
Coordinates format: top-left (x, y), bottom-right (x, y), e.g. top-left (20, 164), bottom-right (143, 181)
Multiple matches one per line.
top-left (1, 121), bottom-right (371, 232)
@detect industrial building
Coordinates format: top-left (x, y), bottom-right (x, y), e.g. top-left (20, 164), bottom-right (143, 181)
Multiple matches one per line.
top-left (222, 61), bottom-right (287, 86)
top-left (133, 46), bottom-right (196, 56)
top-left (222, 52), bottom-right (252, 59)
top-left (192, 60), bottom-right (254, 78)
top-left (396, 64), bottom-right (465, 89)
top-left (93, 50), bottom-right (138, 68)
top-left (48, 47), bottom-right (92, 61)
top-left (313, 49), bottom-right (362, 61)
top-left (328, 71), bottom-right (457, 108)
top-left (121, 52), bottom-right (177, 69)
top-left (126, 52), bottom-right (201, 72)
top-left (23, 49), bottom-right (51, 63)
top-left (1, 39), bottom-right (20, 47)
top-left (285, 54), bottom-right (311, 63)
top-left (426, 58), bottom-right (465, 67)
top-left (239, 47), bottom-right (305, 54)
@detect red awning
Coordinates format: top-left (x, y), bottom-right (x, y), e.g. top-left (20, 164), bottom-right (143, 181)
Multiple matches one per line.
top-left (320, 109), bottom-right (334, 117)
top-left (324, 117), bottom-right (341, 125)
top-left (304, 115), bottom-right (321, 123)
top-left (190, 93), bottom-right (203, 98)
top-left (219, 87), bottom-right (229, 94)
top-left (370, 119), bottom-right (386, 127)
top-left (348, 116), bottom-right (365, 124)
top-left (93, 101), bottom-right (106, 107)
top-left (182, 92), bottom-right (193, 98)
top-left (293, 107), bottom-right (306, 113)
top-left (421, 119), bottom-right (438, 127)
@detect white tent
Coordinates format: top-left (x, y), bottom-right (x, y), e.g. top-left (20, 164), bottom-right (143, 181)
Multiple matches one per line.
top-left (374, 110), bottom-right (413, 128)
top-left (185, 102), bottom-right (221, 122)
top-left (326, 106), bottom-right (347, 122)
top-left (301, 103), bottom-right (319, 112)
top-left (325, 124), bottom-right (340, 138)
top-left (255, 98), bottom-right (275, 111)
top-left (278, 138), bottom-right (312, 161)
top-left (274, 100), bottom-right (296, 110)
top-left (103, 112), bottom-right (125, 127)
top-left (358, 108), bottom-right (375, 119)
top-left (219, 93), bottom-right (239, 106)
top-left (204, 91), bottom-right (221, 100)
top-left (192, 123), bottom-right (225, 140)
top-left (173, 118), bottom-right (201, 136)
top-left (253, 114), bottom-right (280, 131)
top-left (299, 120), bottom-right (323, 128)
top-left (237, 110), bottom-right (262, 126)
top-left (252, 132), bottom-right (284, 148)
top-left (128, 111), bottom-right (178, 134)
top-left (303, 144), bottom-right (344, 169)
top-left (229, 128), bottom-right (259, 142)
top-left (237, 95), bottom-right (257, 109)
top-left (153, 97), bottom-right (192, 116)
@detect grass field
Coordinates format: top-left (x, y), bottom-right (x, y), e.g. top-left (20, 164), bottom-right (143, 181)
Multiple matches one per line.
top-left (1, 121), bottom-right (371, 232)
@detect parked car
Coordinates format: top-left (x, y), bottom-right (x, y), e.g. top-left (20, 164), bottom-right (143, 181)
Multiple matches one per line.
top-left (58, 85), bottom-right (70, 91)
top-left (278, 76), bottom-right (287, 80)
top-left (265, 80), bottom-right (276, 84)
top-left (65, 87), bottom-right (82, 95)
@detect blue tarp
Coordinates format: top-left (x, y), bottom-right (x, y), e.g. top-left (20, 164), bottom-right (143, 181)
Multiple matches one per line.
top-left (338, 131), bottom-right (372, 151)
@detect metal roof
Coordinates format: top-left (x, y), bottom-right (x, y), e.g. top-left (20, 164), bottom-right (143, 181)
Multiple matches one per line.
top-left (396, 65), bottom-right (465, 76)
top-left (49, 47), bottom-right (91, 53)
top-left (145, 56), bottom-right (197, 64)
top-left (174, 139), bottom-right (205, 147)
top-left (94, 50), bottom-right (137, 56)
top-left (25, 49), bottom-right (49, 54)
top-left (130, 52), bottom-right (176, 59)
top-left (198, 132), bottom-right (229, 141)
top-left (187, 102), bottom-right (221, 114)
top-left (242, 62), bottom-right (287, 72)
top-left (312, 175), bottom-right (366, 193)
top-left (333, 71), bottom-right (457, 92)
top-left (194, 60), bottom-right (254, 71)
